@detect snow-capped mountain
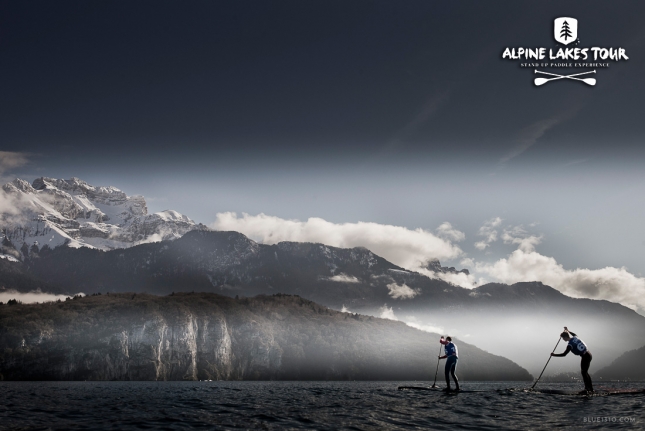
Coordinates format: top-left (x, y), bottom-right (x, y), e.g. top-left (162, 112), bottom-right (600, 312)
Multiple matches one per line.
top-left (1, 177), bottom-right (204, 255)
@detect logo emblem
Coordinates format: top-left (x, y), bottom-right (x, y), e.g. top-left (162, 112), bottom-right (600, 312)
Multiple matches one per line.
top-left (554, 17), bottom-right (578, 45)
top-left (501, 17), bottom-right (628, 87)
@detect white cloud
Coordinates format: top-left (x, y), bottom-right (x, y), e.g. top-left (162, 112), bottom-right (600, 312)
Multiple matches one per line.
top-left (386, 282), bottom-right (419, 299)
top-left (476, 249), bottom-right (645, 314)
top-left (137, 232), bottom-right (164, 245)
top-left (341, 305), bottom-right (351, 313)
top-left (474, 217), bottom-right (502, 250)
top-left (0, 188), bottom-right (36, 226)
top-left (0, 253), bottom-right (20, 262)
top-left (0, 290), bottom-right (85, 304)
top-left (379, 304), bottom-right (397, 320)
top-left (460, 258), bottom-right (474, 267)
top-left (212, 212), bottom-right (463, 272)
top-left (511, 236), bottom-right (542, 253)
top-left (474, 241), bottom-right (488, 251)
top-left (436, 222), bottom-right (466, 242)
top-left (404, 316), bottom-right (444, 335)
top-left (501, 225), bottom-right (543, 252)
top-left (430, 271), bottom-right (478, 289)
top-left (0, 151), bottom-right (30, 178)
top-left (0, 191), bottom-right (22, 216)
top-left (327, 274), bottom-right (360, 283)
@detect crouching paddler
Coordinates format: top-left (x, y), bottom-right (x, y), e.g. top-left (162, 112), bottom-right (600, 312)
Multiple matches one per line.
top-left (551, 327), bottom-right (594, 394)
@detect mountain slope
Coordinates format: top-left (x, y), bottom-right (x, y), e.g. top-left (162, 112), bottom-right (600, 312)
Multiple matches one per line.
top-left (0, 255), bottom-right (57, 294)
top-left (594, 345), bottom-right (645, 381)
top-left (17, 229), bottom-right (464, 306)
top-left (11, 229), bottom-right (645, 376)
top-left (0, 292), bottom-right (532, 381)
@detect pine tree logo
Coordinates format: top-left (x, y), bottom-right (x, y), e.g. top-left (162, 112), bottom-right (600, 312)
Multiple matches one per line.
top-left (554, 17), bottom-right (578, 45)
top-left (560, 21), bottom-right (572, 41)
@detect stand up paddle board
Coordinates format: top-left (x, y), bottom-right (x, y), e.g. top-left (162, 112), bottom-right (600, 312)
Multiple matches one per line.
top-left (529, 388), bottom-right (645, 396)
top-left (398, 386), bottom-right (645, 396)
top-left (397, 386), bottom-right (486, 393)
top-left (397, 386), bottom-right (442, 391)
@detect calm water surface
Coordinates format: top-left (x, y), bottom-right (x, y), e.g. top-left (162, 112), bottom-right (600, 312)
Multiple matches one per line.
top-left (0, 381), bottom-right (643, 430)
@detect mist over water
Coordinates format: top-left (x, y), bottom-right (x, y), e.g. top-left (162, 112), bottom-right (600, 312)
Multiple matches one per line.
top-left (393, 312), bottom-right (641, 377)
top-left (0, 290), bottom-right (83, 305)
top-left (1, 381), bottom-right (643, 430)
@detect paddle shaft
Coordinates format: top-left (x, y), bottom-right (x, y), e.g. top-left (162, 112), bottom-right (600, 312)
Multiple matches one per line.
top-left (532, 337), bottom-right (562, 389)
top-left (432, 344), bottom-right (442, 387)
top-left (535, 69), bottom-right (596, 79)
top-left (535, 76), bottom-right (596, 85)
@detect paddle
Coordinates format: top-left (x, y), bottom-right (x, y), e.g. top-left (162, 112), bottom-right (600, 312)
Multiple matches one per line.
top-left (531, 336), bottom-right (562, 389)
top-left (534, 70), bottom-right (596, 86)
top-left (533, 76), bottom-right (596, 86)
top-left (534, 76), bottom-right (596, 86)
top-left (432, 342), bottom-right (442, 388)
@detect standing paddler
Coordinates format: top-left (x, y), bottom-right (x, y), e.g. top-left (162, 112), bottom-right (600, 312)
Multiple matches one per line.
top-left (551, 327), bottom-right (594, 394)
top-left (439, 336), bottom-right (460, 392)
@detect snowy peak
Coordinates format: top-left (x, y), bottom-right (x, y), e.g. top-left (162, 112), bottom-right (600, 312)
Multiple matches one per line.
top-left (4, 178), bottom-right (35, 194)
top-left (29, 177), bottom-right (147, 224)
top-left (153, 210), bottom-right (192, 223)
top-left (1, 177), bottom-right (204, 256)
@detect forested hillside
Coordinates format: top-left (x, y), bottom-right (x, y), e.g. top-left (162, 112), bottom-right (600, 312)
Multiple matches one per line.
top-left (0, 292), bottom-right (532, 381)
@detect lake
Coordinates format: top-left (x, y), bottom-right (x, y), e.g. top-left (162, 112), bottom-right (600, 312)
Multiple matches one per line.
top-left (0, 381), bottom-right (643, 430)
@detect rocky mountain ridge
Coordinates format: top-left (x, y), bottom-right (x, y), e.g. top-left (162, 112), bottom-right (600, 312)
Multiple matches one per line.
top-left (13, 229), bottom-right (456, 307)
top-left (1, 177), bottom-right (204, 254)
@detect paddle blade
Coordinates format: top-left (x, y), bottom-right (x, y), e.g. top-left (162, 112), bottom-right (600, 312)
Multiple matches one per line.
top-left (582, 78), bottom-right (596, 86)
top-left (534, 78), bottom-right (549, 86)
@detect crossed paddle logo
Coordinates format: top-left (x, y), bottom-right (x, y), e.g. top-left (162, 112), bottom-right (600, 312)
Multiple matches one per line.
top-left (534, 70), bottom-right (596, 86)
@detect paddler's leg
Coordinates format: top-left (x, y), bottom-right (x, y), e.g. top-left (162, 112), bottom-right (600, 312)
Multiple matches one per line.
top-left (450, 357), bottom-right (459, 391)
top-left (444, 359), bottom-right (451, 391)
top-left (581, 352), bottom-right (593, 392)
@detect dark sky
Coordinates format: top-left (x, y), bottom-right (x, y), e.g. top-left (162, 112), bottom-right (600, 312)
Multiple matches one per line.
top-left (1, 1), bottom-right (644, 279)
top-left (2, 1), bottom-right (643, 164)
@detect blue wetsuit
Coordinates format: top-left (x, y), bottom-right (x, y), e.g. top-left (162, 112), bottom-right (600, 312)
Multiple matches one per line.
top-left (567, 336), bottom-right (588, 355)
top-left (441, 340), bottom-right (459, 389)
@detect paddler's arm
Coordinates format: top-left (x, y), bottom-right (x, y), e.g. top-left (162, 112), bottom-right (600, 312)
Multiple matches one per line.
top-left (551, 346), bottom-right (571, 357)
top-left (564, 326), bottom-right (577, 337)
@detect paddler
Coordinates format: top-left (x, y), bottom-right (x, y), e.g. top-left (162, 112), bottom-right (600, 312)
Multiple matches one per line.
top-left (551, 326), bottom-right (594, 394)
top-left (439, 336), bottom-right (460, 392)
